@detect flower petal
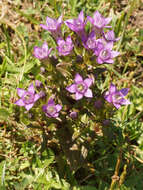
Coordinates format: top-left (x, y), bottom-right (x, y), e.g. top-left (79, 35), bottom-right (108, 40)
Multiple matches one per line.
top-left (42, 42), bottom-right (49, 51)
top-left (105, 17), bottom-right (112, 25)
top-left (66, 84), bottom-right (76, 93)
top-left (40, 24), bottom-right (49, 30)
top-left (104, 94), bottom-right (112, 103)
top-left (33, 47), bottom-right (42, 59)
top-left (113, 103), bottom-right (121, 109)
top-left (111, 51), bottom-right (120, 58)
top-left (97, 57), bottom-right (103, 64)
top-left (84, 89), bottom-right (93, 98)
top-left (56, 104), bottom-right (62, 112)
top-left (48, 98), bottom-right (55, 105)
top-left (105, 59), bottom-right (114, 64)
top-left (17, 88), bottom-right (26, 97)
top-left (120, 88), bottom-right (129, 96)
top-left (46, 17), bottom-right (56, 29)
top-left (65, 20), bottom-right (75, 31)
top-left (42, 104), bottom-right (47, 112)
top-left (105, 42), bottom-right (113, 50)
top-left (66, 36), bottom-right (72, 44)
top-left (78, 10), bottom-right (84, 22)
top-left (93, 11), bottom-right (101, 21)
top-left (121, 98), bottom-right (131, 105)
top-left (34, 94), bottom-right (41, 102)
top-left (57, 39), bottom-right (65, 46)
top-left (110, 83), bottom-right (117, 94)
top-left (28, 83), bottom-right (35, 94)
top-left (15, 99), bottom-right (25, 106)
top-left (84, 78), bottom-right (93, 87)
top-left (105, 30), bottom-right (115, 41)
top-left (57, 15), bottom-right (63, 24)
top-left (25, 103), bottom-right (34, 111)
top-left (74, 73), bottom-right (83, 83)
top-left (87, 16), bottom-right (93, 24)
top-left (75, 92), bottom-right (83, 100)
top-left (52, 113), bottom-right (59, 118)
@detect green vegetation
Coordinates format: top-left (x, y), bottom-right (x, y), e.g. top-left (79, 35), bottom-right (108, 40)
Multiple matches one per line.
top-left (0, 0), bottom-right (143, 189)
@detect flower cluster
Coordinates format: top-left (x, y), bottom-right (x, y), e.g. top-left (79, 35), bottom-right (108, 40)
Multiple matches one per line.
top-left (15, 10), bottom-right (130, 119)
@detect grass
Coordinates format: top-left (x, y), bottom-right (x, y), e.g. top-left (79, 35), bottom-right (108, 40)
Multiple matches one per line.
top-left (0, 0), bottom-right (143, 189)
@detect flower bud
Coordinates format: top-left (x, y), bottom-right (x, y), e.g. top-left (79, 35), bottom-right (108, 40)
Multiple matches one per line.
top-left (70, 111), bottom-right (78, 119)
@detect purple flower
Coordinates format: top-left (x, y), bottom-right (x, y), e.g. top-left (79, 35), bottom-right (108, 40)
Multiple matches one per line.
top-left (40, 67), bottom-right (46, 73)
top-left (35, 80), bottom-right (43, 88)
top-left (65, 10), bottom-right (87, 37)
top-left (39, 91), bottom-right (46, 98)
top-left (42, 98), bottom-right (62, 118)
top-left (33, 42), bottom-right (52, 60)
top-left (15, 83), bottom-right (41, 111)
top-left (57, 36), bottom-right (74, 56)
top-left (95, 42), bottom-right (120, 64)
top-left (87, 11), bottom-right (111, 31)
top-left (103, 30), bottom-right (120, 42)
top-left (70, 111), bottom-right (78, 119)
top-left (66, 73), bottom-right (93, 100)
top-left (104, 83), bottom-right (131, 109)
top-left (82, 31), bottom-right (97, 50)
top-left (40, 15), bottom-right (63, 39)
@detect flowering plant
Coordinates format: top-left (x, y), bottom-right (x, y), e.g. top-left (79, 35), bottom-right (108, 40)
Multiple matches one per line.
top-left (14, 10), bottom-right (131, 174)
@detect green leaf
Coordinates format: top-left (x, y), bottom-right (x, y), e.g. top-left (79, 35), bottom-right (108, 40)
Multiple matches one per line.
top-left (81, 114), bottom-right (89, 124)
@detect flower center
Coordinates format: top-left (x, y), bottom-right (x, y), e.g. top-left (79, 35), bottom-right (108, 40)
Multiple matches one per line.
top-left (77, 83), bottom-right (85, 92)
top-left (23, 92), bottom-right (34, 104)
top-left (113, 94), bottom-right (122, 104)
top-left (102, 50), bottom-right (108, 57)
top-left (46, 106), bottom-right (56, 114)
top-left (62, 44), bottom-right (68, 51)
top-left (42, 48), bottom-right (48, 57)
top-left (86, 38), bottom-right (96, 49)
top-left (47, 21), bottom-right (56, 30)
top-left (101, 49), bottom-right (110, 60)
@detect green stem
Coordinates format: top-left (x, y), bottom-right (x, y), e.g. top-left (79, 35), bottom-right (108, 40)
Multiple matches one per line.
top-left (109, 150), bottom-right (122, 190)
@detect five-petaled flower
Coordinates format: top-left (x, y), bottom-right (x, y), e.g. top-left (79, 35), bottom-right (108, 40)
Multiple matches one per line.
top-left (42, 98), bottom-right (62, 118)
top-left (87, 11), bottom-right (111, 32)
top-left (104, 83), bottom-right (131, 109)
top-left (40, 15), bottom-right (63, 39)
top-left (15, 83), bottom-right (41, 111)
top-left (66, 73), bottom-right (93, 100)
top-left (57, 36), bottom-right (74, 56)
top-left (82, 31), bottom-right (97, 51)
top-left (94, 42), bottom-right (120, 64)
top-left (65, 10), bottom-right (86, 33)
top-left (33, 42), bottom-right (52, 60)
top-left (65, 10), bottom-right (87, 38)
